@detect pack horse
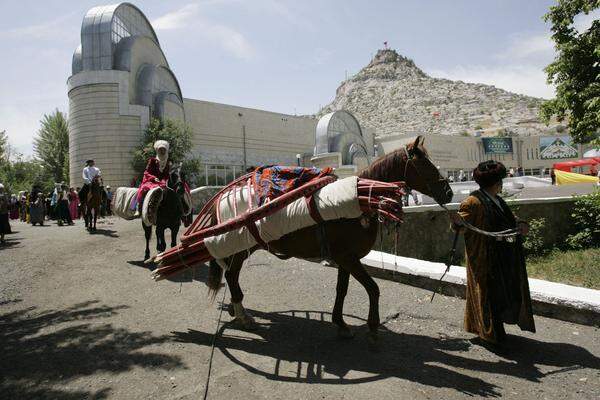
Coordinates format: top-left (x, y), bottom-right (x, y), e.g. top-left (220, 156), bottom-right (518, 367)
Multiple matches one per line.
top-left (152, 136), bottom-right (453, 344)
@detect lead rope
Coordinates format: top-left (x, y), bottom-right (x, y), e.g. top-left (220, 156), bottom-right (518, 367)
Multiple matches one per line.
top-left (203, 251), bottom-right (238, 400)
top-left (430, 230), bottom-right (460, 302)
top-left (202, 283), bottom-right (227, 400)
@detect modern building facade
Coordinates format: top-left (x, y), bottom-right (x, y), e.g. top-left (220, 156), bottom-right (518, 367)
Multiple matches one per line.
top-left (68, 3), bottom-right (588, 189)
top-left (378, 133), bottom-right (591, 180)
top-left (68, 2), bottom-right (322, 188)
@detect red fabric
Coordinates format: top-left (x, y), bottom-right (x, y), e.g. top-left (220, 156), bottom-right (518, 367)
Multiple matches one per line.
top-left (137, 157), bottom-right (170, 203)
top-left (553, 158), bottom-right (600, 172)
top-left (251, 166), bottom-right (333, 206)
top-left (68, 192), bottom-right (79, 219)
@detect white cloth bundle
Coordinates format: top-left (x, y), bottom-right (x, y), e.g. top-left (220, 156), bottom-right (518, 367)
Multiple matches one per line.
top-left (142, 187), bottom-right (163, 226)
top-left (204, 176), bottom-right (362, 260)
top-left (112, 187), bottom-right (138, 220)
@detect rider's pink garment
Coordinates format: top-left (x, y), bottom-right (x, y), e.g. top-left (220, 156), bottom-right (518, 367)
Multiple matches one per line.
top-left (136, 157), bottom-right (170, 203)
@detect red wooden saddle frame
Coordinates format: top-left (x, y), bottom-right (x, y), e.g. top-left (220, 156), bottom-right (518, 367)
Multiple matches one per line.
top-left (181, 172), bottom-right (337, 248)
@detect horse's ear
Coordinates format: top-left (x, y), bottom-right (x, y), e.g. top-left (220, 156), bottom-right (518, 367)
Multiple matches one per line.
top-left (413, 135), bottom-right (423, 148)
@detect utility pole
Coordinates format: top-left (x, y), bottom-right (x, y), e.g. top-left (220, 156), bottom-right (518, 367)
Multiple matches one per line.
top-left (242, 124), bottom-right (247, 172)
top-left (238, 112), bottom-right (247, 171)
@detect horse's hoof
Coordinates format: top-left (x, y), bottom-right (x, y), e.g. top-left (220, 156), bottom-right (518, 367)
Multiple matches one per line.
top-left (227, 303), bottom-right (235, 317)
top-left (233, 316), bottom-right (257, 331)
top-left (337, 326), bottom-right (354, 339)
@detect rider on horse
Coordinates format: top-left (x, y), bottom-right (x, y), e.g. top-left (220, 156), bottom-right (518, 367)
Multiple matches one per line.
top-left (134, 140), bottom-right (171, 216)
top-left (80, 159), bottom-right (102, 202)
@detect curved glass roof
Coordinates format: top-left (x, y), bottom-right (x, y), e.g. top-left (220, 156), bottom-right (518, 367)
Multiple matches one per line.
top-left (75, 2), bottom-right (161, 72)
top-left (315, 111), bottom-right (369, 165)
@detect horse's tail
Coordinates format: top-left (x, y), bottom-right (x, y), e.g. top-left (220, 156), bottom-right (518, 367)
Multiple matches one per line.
top-left (207, 260), bottom-right (224, 300)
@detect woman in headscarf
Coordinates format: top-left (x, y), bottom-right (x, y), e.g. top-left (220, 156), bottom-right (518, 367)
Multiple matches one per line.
top-left (134, 140), bottom-right (171, 212)
top-left (29, 184), bottom-right (46, 226)
top-left (68, 187), bottom-right (79, 220)
top-left (19, 191), bottom-right (28, 222)
top-left (9, 194), bottom-right (19, 220)
top-left (0, 184), bottom-right (11, 243)
top-left (450, 160), bottom-right (535, 347)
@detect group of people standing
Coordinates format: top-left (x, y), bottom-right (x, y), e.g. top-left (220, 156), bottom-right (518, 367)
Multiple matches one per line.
top-left (0, 178), bottom-right (114, 231)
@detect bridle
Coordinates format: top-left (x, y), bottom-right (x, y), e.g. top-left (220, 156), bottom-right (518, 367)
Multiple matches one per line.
top-left (401, 145), bottom-right (447, 206)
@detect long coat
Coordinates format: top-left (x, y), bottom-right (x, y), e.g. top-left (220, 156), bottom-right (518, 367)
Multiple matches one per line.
top-left (457, 190), bottom-right (536, 343)
top-left (136, 157), bottom-right (170, 203)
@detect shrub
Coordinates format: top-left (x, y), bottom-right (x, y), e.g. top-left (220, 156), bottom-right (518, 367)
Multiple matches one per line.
top-left (565, 190), bottom-right (600, 250)
top-left (131, 118), bottom-right (202, 185)
top-left (523, 218), bottom-right (547, 256)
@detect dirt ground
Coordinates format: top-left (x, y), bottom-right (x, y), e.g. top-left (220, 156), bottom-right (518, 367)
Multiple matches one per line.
top-left (1, 217), bottom-right (599, 400)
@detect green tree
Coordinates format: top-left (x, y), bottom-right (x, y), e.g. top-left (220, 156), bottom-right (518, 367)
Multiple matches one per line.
top-left (0, 156), bottom-right (50, 194)
top-left (540, 0), bottom-right (600, 145)
top-left (0, 130), bottom-right (7, 163)
top-left (131, 118), bottom-right (201, 183)
top-left (33, 110), bottom-right (69, 183)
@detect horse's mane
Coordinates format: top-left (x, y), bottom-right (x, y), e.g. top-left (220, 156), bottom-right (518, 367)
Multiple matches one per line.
top-left (358, 148), bottom-right (405, 181)
top-left (358, 139), bottom-right (429, 181)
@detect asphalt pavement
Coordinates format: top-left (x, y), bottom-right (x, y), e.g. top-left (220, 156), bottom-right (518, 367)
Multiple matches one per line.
top-left (1, 217), bottom-right (599, 399)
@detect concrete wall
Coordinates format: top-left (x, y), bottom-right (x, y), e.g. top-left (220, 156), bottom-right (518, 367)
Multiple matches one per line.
top-left (183, 99), bottom-right (317, 168)
top-left (68, 70), bottom-right (150, 188)
top-left (378, 197), bottom-right (578, 264)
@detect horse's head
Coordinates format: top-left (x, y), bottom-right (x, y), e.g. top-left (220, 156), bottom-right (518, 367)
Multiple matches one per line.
top-left (167, 165), bottom-right (191, 216)
top-left (402, 136), bottom-right (453, 205)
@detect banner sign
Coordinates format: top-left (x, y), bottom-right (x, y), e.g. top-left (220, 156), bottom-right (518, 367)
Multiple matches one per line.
top-left (540, 136), bottom-right (578, 159)
top-left (482, 138), bottom-right (513, 154)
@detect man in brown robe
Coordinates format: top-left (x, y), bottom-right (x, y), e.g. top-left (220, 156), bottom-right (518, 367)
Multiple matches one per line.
top-left (451, 160), bottom-right (536, 345)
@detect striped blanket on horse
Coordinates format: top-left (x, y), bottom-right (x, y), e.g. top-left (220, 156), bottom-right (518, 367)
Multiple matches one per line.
top-left (251, 166), bottom-right (333, 206)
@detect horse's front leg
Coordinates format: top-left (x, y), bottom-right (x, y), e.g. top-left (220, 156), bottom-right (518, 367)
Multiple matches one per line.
top-left (155, 226), bottom-right (166, 253)
top-left (143, 222), bottom-right (152, 260)
top-left (170, 224), bottom-right (179, 248)
top-left (332, 266), bottom-right (353, 338)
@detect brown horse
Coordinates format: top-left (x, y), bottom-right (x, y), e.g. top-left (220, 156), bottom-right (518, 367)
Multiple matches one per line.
top-left (206, 136), bottom-right (453, 345)
top-left (84, 177), bottom-right (103, 232)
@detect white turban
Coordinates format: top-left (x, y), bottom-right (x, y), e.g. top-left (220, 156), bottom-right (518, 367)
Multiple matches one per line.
top-left (154, 140), bottom-right (169, 151)
top-left (154, 140), bottom-right (169, 172)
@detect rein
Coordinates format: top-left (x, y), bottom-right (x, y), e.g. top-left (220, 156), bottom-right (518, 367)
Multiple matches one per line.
top-left (438, 203), bottom-right (520, 239)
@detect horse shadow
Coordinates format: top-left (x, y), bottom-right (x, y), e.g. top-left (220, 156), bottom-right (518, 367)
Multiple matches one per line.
top-left (0, 236), bottom-right (23, 250)
top-left (125, 260), bottom-right (208, 284)
top-left (126, 260), bottom-right (148, 268)
top-left (1, 300), bottom-right (184, 399)
top-left (89, 228), bottom-right (119, 238)
top-left (173, 308), bottom-right (600, 397)
top-left (164, 264), bottom-right (209, 283)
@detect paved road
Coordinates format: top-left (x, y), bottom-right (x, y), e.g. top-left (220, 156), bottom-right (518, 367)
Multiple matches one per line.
top-left (1, 218), bottom-right (599, 399)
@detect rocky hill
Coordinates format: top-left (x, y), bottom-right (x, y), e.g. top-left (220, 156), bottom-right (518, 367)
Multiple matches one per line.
top-left (320, 49), bottom-right (564, 137)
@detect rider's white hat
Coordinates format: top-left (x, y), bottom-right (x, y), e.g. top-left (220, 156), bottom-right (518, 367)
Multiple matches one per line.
top-left (153, 140), bottom-right (169, 151)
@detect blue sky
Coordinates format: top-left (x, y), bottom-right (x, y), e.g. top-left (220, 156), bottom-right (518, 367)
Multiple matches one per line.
top-left (0, 0), bottom-right (598, 155)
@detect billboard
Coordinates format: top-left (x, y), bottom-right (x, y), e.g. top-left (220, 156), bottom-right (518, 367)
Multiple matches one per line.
top-left (539, 136), bottom-right (578, 159)
top-left (482, 138), bottom-right (513, 154)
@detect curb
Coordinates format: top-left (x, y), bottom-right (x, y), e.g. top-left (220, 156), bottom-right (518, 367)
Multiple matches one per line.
top-left (360, 251), bottom-right (600, 327)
